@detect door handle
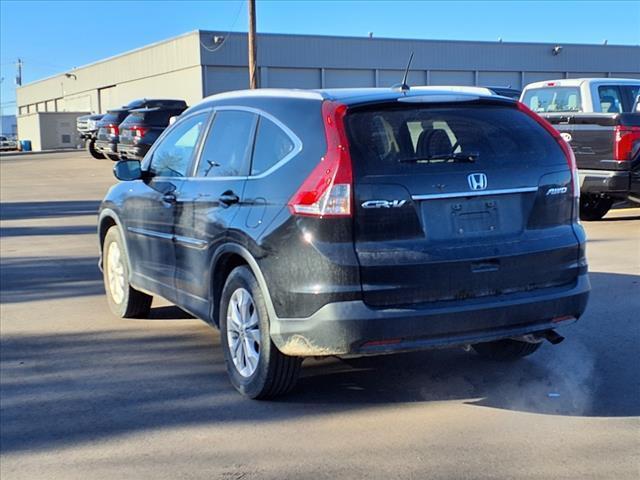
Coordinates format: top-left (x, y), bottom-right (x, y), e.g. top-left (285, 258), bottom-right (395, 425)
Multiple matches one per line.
top-left (219, 191), bottom-right (240, 207)
top-left (162, 192), bottom-right (177, 204)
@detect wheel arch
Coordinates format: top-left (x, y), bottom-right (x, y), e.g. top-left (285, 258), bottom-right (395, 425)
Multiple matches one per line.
top-left (209, 243), bottom-right (277, 327)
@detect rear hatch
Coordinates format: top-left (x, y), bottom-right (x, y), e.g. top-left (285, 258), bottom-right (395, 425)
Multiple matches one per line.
top-left (119, 107), bottom-right (185, 146)
top-left (345, 99), bottom-right (579, 307)
top-left (97, 110), bottom-right (129, 142)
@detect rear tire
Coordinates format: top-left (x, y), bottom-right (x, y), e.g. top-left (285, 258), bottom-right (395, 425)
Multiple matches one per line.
top-left (103, 227), bottom-right (152, 318)
top-left (472, 339), bottom-right (542, 361)
top-left (579, 194), bottom-right (613, 221)
top-left (86, 139), bottom-right (105, 159)
top-left (220, 266), bottom-right (302, 399)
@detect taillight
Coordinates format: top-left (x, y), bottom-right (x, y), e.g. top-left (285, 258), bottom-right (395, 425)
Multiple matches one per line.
top-left (516, 102), bottom-right (579, 199)
top-left (288, 101), bottom-right (353, 217)
top-left (131, 126), bottom-right (149, 139)
top-left (107, 124), bottom-right (119, 136)
top-left (614, 125), bottom-right (640, 161)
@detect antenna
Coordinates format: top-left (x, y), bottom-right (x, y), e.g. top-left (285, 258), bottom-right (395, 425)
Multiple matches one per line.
top-left (392, 52), bottom-right (414, 93)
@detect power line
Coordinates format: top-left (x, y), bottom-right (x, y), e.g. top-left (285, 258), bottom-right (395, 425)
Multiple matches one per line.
top-left (200, 0), bottom-right (245, 53)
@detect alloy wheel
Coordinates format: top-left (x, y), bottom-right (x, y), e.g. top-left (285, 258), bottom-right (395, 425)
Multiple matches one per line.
top-left (226, 287), bottom-right (261, 377)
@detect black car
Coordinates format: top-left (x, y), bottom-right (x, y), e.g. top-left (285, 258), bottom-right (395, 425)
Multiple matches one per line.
top-left (95, 99), bottom-right (187, 161)
top-left (117, 106), bottom-right (187, 161)
top-left (98, 88), bottom-right (590, 399)
top-left (487, 87), bottom-right (522, 99)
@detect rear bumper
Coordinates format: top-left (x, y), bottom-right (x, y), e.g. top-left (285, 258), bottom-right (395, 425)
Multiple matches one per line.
top-left (117, 144), bottom-right (147, 161)
top-left (579, 169), bottom-right (629, 196)
top-left (270, 274), bottom-right (590, 357)
top-left (95, 141), bottom-right (118, 156)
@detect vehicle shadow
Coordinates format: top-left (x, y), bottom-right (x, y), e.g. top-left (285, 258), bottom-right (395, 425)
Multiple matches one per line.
top-left (600, 215), bottom-right (640, 222)
top-left (0, 256), bottom-right (104, 303)
top-left (0, 225), bottom-right (97, 237)
top-left (0, 200), bottom-right (101, 221)
top-left (1, 272), bottom-right (637, 455)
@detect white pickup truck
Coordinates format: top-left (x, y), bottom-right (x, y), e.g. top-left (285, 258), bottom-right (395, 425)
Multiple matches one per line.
top-left (0, 135), bottom-right (18, 151)
top-left (521, 78), bottom-right (640, 220)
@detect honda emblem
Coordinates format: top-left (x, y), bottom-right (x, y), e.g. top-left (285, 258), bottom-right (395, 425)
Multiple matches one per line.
top-left (467, 173), bottom-right (488, 191)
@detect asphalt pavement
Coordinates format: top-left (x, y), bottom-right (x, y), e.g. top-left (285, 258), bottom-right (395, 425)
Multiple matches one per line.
top-left (1, 151), bottom-right (639, 479)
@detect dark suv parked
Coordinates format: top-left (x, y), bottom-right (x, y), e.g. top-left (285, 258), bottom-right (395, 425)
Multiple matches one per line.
top-left (117, 106), bottom-right (187, 161)
top-left (95, 99), bottom-right (187, 160)
top-left (99, 88), bottom-right (590, 399)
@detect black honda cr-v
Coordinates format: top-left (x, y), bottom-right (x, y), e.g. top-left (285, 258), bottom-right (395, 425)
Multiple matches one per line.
top-left (98, 88), bottom-right (590, 398)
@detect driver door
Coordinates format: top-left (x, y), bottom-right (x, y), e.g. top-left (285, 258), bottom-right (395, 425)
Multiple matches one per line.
top-left (123, 112), bottom-right (209, 293)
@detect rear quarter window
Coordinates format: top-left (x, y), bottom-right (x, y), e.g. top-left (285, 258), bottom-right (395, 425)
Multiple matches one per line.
top-left (522, 87), bottom-right (581, 113)
top-left (250, 117), bottom-right (295, 176)
top-left (345, 104), bottom-right (566, 176)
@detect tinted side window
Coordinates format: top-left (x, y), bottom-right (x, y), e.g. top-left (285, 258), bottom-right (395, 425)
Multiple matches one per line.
top-left (598, 86), bottom-right (623, 113)
top-left (251, 117), bottom-right (295, 175)
top-left (196, 111), bottom-right (256, 178)
top-left (620, 85), bottom-right (640, 112)
top-left (149, 113), bottom-right (208, 177)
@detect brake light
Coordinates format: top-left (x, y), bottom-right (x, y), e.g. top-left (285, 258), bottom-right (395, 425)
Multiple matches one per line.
top-left (288, 101), bottom-right (352, 217)
top-left (614, 125), bottom-right (640, 161)
top-left (130, 126), bottom-right (149, 139)
top-left (546, 82), bottom-right (556, 87)
top-left (516, 102), bottom-right (579, 199)
top-left (106, 124), bottom-right (119, 136)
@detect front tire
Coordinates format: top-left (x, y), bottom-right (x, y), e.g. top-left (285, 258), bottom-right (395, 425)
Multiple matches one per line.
top-left (472, 339), bottom-right (542, 361)
top-left (103, 227), bottom-right (152, 318)
top-left (86, 139), bottom-right (105, 159)
top-left (579, 194), bottom-right (613, 221)
top-left (220, 266), bottom-right (301, 399)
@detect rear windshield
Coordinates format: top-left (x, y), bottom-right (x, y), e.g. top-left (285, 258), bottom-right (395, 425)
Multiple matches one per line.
top-left (101, 110), bottom-right (129, 124)
top-left (121, 109), bottom-right (184, 127)
top-left (521, 87), bottom-right (582, 113)
top-left (345, 104), bottom-right (565, 175)
top-left (125, 99), bottom-right (187, 109)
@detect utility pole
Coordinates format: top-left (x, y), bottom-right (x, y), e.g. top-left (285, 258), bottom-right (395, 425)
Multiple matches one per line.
top-left (247, 0), bottom-right (258, 89)
top-left (15, 58), bottom-right (23, 87)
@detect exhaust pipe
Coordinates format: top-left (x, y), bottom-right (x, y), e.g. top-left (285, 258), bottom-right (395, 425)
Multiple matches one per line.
top-left (542, 330), bottom-right (565, 345)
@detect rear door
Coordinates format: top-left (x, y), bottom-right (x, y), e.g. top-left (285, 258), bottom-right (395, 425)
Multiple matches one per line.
top-left (173, 109), bottom-right (257, 309)
top-left (345, 101), bottom-right (578, 307)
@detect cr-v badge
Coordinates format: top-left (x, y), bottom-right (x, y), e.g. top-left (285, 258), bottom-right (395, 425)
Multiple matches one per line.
top-left (468, 173), bottom-right (488, 191)
top-left (361, 199), bottom-right (407, 209)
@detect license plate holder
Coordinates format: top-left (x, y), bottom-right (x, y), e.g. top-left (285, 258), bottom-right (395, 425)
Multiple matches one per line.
top-left (451, 199), bottom-right (499, 235)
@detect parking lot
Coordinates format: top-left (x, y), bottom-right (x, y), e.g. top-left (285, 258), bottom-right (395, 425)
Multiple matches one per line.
top-left (1, 151), bottom-right (639, 479)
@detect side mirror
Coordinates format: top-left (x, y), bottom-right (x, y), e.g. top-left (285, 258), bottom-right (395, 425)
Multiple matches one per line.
top-left (113, 160), bottom-right (143, 181)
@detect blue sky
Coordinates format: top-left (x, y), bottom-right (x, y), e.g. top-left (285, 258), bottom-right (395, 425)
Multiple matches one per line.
top-left (1, 0), bottom-right (639, 115)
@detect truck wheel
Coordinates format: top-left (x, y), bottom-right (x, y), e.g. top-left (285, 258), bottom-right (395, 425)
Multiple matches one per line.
top-left (103, 226), bottom-right (152, 318)
top-left (579, 194), bottom-right (613, 221)
top-left (86, 139), bottom-right (105, 159)
top-left (472, 339), bottom-right (541, 361)
top-left (220, 266), bottom-right (302, 399)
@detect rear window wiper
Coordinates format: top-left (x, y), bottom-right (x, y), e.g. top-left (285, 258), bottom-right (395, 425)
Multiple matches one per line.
top-left (398, 152), bottom-right (479, 163)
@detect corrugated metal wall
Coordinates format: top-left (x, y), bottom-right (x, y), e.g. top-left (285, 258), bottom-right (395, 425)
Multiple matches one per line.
top-left (199, 32), bottom-right (640, 96)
